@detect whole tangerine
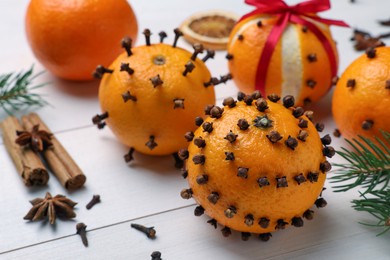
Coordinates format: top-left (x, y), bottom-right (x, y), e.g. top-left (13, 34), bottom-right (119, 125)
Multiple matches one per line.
top-left (180, 92), bottom-right (333, 240)
top-left (227, 14), bottom-right (338, 106)
top-left (92, 29), bottom-right (231, 162)
top-left (25, 0), bottom-right (138, 81)
top-left (332, 46), bottom-right (390, 143)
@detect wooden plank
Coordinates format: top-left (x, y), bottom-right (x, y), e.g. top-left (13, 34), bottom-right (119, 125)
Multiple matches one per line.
top-left (2, 198), bottom-right (389, 259)
top-left (0, 126), bottom-right (193, 253)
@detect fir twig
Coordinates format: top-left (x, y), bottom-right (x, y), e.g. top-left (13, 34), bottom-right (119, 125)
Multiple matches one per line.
top-left (331, 131), bottom-right (390, 235)
top-left (0, 66), bottom-right (47, 114)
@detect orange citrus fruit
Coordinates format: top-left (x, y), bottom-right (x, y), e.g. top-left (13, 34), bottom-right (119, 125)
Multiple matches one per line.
top-left (180, 93), bottom-right (333, 240)
top-left (25, 0), bottom-right (138, 81)
top-left (93, 33), bottom-right (218, 157)
top-left (332, 46), bottom-right (390, 143)
top-left (227, 14), bottom-right (338, 106)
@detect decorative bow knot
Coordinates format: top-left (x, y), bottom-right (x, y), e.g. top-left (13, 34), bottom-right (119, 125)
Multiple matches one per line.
top-left (240, 0), bottom-right (349, 94)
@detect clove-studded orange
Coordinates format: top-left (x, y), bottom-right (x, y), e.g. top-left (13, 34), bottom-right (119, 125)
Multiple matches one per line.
top-left (332, 46), bottom-right (390, 143)
top-left (92, 29), bottom-right (231, 162)
top-left (226, 14), bottom-right (338, 106)
top-left (180, 92), bottom-right (333, 240)
top-left (25, 0), bottom-right (138, 81)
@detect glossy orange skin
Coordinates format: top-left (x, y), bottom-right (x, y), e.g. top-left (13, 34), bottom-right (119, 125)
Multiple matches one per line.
top-left (332, 46), bottom-right (390, 143)
top-left (187, 100), bottom-right (327, 233)
top-left (99, 44), bottom-right (216, 155)
top-left (25, 0), bottom-right (138, 81)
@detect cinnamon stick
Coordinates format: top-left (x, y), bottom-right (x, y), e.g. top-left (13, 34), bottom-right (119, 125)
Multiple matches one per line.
top-left (0, 116), bottom-right (49, 186)
top-left (21, 113), bottom-right (86, 190)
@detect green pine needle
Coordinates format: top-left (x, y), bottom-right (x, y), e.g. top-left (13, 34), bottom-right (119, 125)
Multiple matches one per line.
top-left (331, 131), bottom-right (390, 235)
top-left (0, 66), bottom-right (47, 115)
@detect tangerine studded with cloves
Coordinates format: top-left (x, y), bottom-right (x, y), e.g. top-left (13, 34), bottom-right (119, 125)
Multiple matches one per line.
top-left (332, 46), bottom-right (390, 145)
top-left (93, 29), bottom-right (232, 159)
top-left (180, 93), bottom-right (332, 239)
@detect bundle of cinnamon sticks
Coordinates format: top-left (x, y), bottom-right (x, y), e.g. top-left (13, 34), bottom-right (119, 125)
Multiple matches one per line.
top-left (0, 113), bottom-right (86, 190)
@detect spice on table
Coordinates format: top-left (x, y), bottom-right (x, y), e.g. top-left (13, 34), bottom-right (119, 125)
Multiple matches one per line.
top-left (86, 195), bottom-right (101, 210)
top-left (76, 223), bottom-right (88, 247)
top-left (379, 19), bottom-right (390, 26)
top-left (24, 192), bottom-right (77, 224)
top-left (15, 124), bottom-right (53, 153)
top-left (0, 116), bottom-right (49, 186)
top-left (131, 223), bottom-right (156, 239)
top-left (151, 251), bottom-right (162, 260)
top-left (21, 113), bottom-right (86, 190)
top-left (351, 29), bottom-right (387, 51)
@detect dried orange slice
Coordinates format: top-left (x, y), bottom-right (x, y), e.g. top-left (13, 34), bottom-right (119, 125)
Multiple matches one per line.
top-left (180, 10), bottom-right (239, 50)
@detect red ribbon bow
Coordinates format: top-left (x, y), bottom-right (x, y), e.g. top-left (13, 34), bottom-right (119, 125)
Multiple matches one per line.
top-left (240, 0), bottom-right (349, 95)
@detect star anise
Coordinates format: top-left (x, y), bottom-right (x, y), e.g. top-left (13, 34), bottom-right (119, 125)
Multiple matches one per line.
top-left (351, 29), bottom-right (387, 51)
top-left (15, 124), bottom-right (53, 153)
top-left (24, 192), bottom-right (77, 225)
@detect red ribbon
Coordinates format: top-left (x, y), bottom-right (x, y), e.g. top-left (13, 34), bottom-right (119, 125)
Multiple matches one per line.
top-left (240, 0), bottom-right (349, 95)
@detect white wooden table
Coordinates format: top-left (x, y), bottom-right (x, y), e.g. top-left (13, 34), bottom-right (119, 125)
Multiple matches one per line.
top-left (1, 0), bottom-right (389, 259)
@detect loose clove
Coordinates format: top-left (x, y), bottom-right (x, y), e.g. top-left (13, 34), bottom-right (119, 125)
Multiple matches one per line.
top-left (151, 251), bottom-right (162, 260)
top-left (131, 223), bottom-right (156, 239)
top-left (76, 223), bottom-right (88, 247)
top-left (124, 147), bottom-right (135, 163)
top-left (86, 195), bottom-right (101, 210)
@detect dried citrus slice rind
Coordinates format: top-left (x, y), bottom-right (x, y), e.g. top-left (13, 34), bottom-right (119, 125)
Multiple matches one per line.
top-left (180, 10), bottom-right (239, 50)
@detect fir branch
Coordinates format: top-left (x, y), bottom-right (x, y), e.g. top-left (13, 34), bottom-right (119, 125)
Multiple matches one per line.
top-left (0, 66), bottom-right (47, 114)
top-left (331, 131), bottom-right (390, 235)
